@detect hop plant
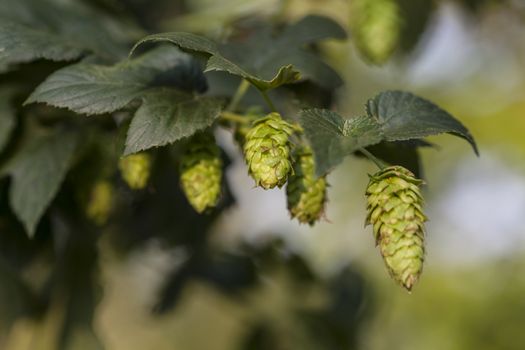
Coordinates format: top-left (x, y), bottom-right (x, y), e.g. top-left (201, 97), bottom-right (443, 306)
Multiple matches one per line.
top-left (243, 112), bottom-right (295, 189)
top-left (86, 180), bottom-right (114, 225)
top-left (118, 153), bottom-right (152, 190)
top-left (286, 147), bottom-right (327, 225)
top-left (180, 132), bottom-right (223, 213)
top-left (350, 0), bottom-right (401, 65)
top-left (365, 166), bottom-right (426, 291)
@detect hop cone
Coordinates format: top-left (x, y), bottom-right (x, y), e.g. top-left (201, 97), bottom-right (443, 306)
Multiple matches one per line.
top-left (243, 112), bottom-right (294, 189)
top-left (286, 148), bottom-right (327, 225)
top-left (86, 180), bottom-right (114, 225)
top-left (180, 132), bottom-right (223, 213)
top-left (350, 0), bottom-right (401, 65)
top-left (365, 166), bottom-right (426, 291)
top-left (118, 153), bottom-right (152, 190)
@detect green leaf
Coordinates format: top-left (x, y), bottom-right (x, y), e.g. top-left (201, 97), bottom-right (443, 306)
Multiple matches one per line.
top-left (25, 46), bottom-right (196, 115)
top-left (131, 15), bottom-right (346, 91)
top-left (6, 130), bottom-right (79, 237)
top-left (365, 141), bottom-right (428, 178)
top-left (300, 90), bottom-right (478, 176)
top-left (299, 109), bottom-right (383, 176)
top-left (0, 88), bottom-right (17, 153)
top-left (124, 90), bottom-right (222, 155)
top-left (0, 20), bottom-right (85, 73)
top-left (366, 90), bottom-right (478, 154)
top-left (0, 0), bottom-right (137, 72)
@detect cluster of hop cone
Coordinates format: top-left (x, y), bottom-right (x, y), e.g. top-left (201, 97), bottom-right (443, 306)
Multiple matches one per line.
top-left (93, 112), bottom-right (426, 291)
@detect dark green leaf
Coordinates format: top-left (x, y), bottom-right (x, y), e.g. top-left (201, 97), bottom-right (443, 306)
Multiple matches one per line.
top-left (124, 90), bottom-right (222, 155)
top-left (366, 90), bottom-right (478, 154)
top-left (279, 15), bottom-right (347, 46)
top-left (365, 141), bottom-right (425, 178)
top-left (300, 91), bottom-right (477, 176)
top-left (25, 46), bottom-right (196, 115)
top-left (0, 20), bottom-right (84, 73)
top-left (6, 130), bottom-right (79, 237)
top-left (131, 15), bottom-right (346, 91)
top-left (0, 88), bottom-right (17, 153)
top-left (299, 109), bottom-right (383, 176)
top-left (398, 0), bottom-right (435, 53)
top-left (0, 0), bottom-right (135, 71)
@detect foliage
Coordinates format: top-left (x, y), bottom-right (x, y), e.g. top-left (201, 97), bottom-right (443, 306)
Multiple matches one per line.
top-left (0, 0), bottom-right (501, 348)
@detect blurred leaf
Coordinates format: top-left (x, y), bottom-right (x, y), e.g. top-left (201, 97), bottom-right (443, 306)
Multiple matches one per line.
top-left (300, 91), bottom-right (477, 176)
top-left (0, 0), bottom-right (137, 72)
top-left (25, 46), bottom-right (200, 115)
top-left (0, 260), bottom-right (36, 333)
top-left (397, 0), bottom-right (435, 53)
top-left (5, 130), bottom-right (79, 236)
top-left (131, 15), bottom-right (346, 91)
top-left (0, 88), bottom-right (17, 153)
top-left (124, 90), bottom-right (222, 155)
top-left (0, 20), bottom-right (85, 73)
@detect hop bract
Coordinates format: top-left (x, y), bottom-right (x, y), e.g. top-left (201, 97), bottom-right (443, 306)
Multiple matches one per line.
top-left (365, 166), bottom-right (426, 291)
top-left (118, 153), bottom-right (152, 190)
top-left (86, 180), bottom-right (114, 225)
top-left (286, 147), bottom-right (327, 225)
top-left (350, 0), bottom-right (401, 65)
top-left (243, 112), bottom-right (294, 189)
top-left (180, 132), bottom-right (223, 213)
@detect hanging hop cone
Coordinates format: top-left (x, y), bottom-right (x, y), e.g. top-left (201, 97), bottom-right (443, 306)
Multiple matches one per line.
top-left (243, 112), bottom-right (294, 189)
top-left (118, 153), bottom-right (152, 190)
top-left (365, 166), bottom-right (426, 291)
top-left (350, 0), bottom-right (401, 65)
top-left (286, 147), bottom-right (327, 225)
top-left (180, 132), bottom-right (223, 213)
top-left (86, 180), bottom-right (114, 225)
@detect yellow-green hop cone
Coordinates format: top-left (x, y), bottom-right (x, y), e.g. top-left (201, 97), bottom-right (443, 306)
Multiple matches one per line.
top-left (350, 0), bottom-right (401, 65)
top-left (118, 153), bottom-right (152, 190)
top-left (365, 166), bottom-right (426, 291)
top-left (286, 148), bottom-right (327, 225)
top-left (243, 112), bottom-right (294, 189)
top-left (86, 180), bottom-right (114, 225)
top-left (180, 132), bottom-right (223, 213)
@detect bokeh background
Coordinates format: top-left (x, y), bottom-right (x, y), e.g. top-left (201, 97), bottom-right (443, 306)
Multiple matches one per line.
top-left (2, 0), bottom-right (525, 349)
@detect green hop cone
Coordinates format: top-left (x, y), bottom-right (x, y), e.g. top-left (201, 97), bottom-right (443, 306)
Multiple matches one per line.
top-left (350, 0), bottom-right (401, 65)
top-left (243, 112), bottom-right (294, 189)
top-left (365, 166), bottom-right (426, 291)
top-left (86, 180), bottom-right (114, 225)
top-left (180, 132), bottom-right (223, 213)
top-left (286, 147), bottom-right (327, 225)
top-left (118, 153), bottom-right (152, 190)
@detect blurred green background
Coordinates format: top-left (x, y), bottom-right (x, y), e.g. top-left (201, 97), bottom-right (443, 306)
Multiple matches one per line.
top-left (2, 0), bottom-right (525, 349)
